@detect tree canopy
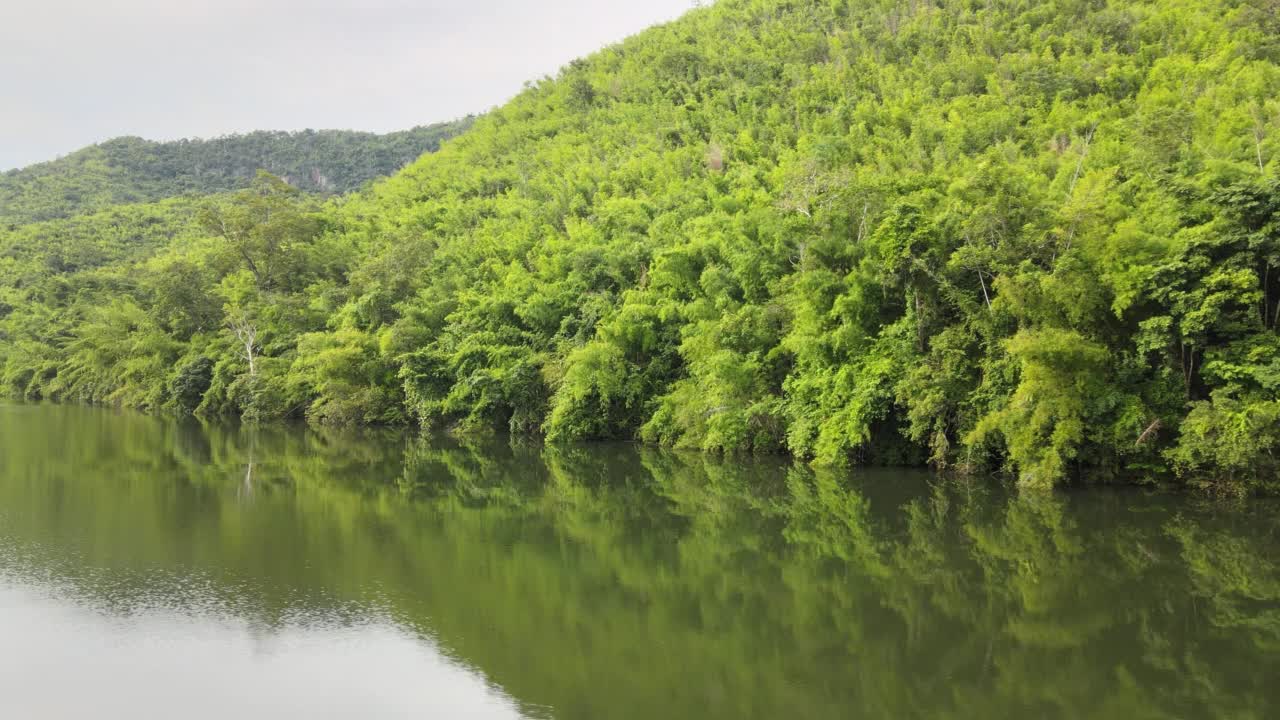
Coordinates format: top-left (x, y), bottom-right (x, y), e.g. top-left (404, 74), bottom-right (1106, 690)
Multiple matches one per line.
top-left (3, 0), bottom-right (1280, 493)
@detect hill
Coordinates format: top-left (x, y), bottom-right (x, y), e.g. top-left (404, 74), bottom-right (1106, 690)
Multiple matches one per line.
top-left (3, 0), bottom-right (1279, 493)
top-left (0, 120), bottom-right (473, 225)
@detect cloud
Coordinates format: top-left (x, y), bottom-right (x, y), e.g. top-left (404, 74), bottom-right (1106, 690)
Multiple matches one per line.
top-left (0, 0), bottom-right (697, 170)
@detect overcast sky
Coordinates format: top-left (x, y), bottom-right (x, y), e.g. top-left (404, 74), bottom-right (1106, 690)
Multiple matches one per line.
top-left (0, 0), bottom-right (698, 171)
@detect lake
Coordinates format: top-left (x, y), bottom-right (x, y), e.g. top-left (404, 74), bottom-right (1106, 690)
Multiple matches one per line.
top-left (0, 401), bottom-right (1276, 719)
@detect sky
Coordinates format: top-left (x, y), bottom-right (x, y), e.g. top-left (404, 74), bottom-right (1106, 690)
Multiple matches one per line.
top-left (0, 0), bottom-right (699, 171)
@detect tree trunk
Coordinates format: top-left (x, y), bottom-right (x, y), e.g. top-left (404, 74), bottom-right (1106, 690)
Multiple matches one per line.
top-left (229, 314), bottom-right (258, 377)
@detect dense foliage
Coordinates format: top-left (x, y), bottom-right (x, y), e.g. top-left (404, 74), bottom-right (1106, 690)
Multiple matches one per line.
top-left (0, 119), bottom-right (473, 225)
top-left (4, 0), bottom-right (1280, 492)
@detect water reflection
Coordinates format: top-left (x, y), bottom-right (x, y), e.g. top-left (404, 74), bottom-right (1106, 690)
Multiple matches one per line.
top-left (0, 584), bottom-right (526, 720)
top-left (0, 402), bottom-right (1277, 719)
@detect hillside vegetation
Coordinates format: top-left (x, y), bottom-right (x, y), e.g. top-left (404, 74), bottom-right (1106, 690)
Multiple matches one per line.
top-left (0, 120), bottom-right (473, 225)
top-left (3, 0), bottom-right (1280, 493)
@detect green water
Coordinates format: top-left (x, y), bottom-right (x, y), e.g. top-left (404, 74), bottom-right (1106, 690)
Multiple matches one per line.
top-left (0, 402), bottom-right (1276, 719)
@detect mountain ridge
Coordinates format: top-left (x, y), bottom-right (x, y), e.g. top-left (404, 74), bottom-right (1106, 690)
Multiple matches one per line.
top-left (0, 120), bottom-right (474, 225)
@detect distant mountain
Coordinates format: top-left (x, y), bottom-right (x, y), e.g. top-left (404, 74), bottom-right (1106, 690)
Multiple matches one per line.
top-left (0, 120), bottom-right (474, 225)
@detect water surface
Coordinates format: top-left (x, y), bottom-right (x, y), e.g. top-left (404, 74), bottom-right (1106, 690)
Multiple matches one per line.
top-left (0, 402), bottom-right (1277, 719)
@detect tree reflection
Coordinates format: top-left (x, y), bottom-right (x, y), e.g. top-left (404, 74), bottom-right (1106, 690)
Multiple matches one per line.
top-left (0, 403), bottom-right (1276, 720)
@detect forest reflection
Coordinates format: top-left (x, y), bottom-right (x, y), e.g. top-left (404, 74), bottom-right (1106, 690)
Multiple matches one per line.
top-left (0, 403), bottom-right (1276, 720)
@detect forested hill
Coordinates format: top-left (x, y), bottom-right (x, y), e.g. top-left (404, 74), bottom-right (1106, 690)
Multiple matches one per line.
top-left (0, 119), bottom-right (473, 225)
top-left (4, 0), bottom-right (1280, 494)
